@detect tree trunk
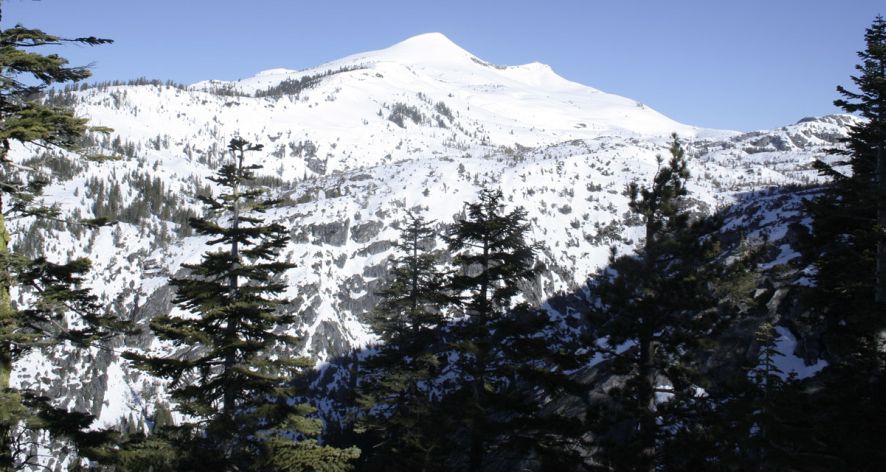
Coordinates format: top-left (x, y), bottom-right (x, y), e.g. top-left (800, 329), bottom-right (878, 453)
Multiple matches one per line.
top-left (464, 229), bottom-right (493, 472)
top-left (223, 148), bottom-right (243, 424)
top-left (0, 18), bottom-right (14, 458)
top-left (637, 333), bottom-right (656, 472)
top-left (410, 230), bottom-right (419, 332)
top-left (478, 237), bottom-right (489, 322)
top-left (468, 374), bottom-right (486, 472)
top-left (636, 184), bottom-right (659, 472)
top-left (876, 144), bottom-right (886, 304)
top-left (0, 181), bottom-right (14, 469)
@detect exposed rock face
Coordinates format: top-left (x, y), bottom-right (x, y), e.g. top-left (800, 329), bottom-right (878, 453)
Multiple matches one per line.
top-left (306, 220), bottom-right (350, 247)
top-left (351, 221), bottom-right (383, 243)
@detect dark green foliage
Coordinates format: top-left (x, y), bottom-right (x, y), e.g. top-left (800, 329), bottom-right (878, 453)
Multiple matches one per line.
top-left (388, 103), bottom-right (426, 128)
top-left (434, 101), bottom-right (454, 122)
top-left (0, 7), bottom-right (128, 469)
top-left (353, 192), bottom-right (584, 471)
top-left (447, 188), bottom-right (536, 323)
top-left (255, 66), bottom-right (364, 99)
top-left (0, 23), bottom-right (111, 160)
top-left (625, 135), bottom-right (690, 248)
top-left (356, 306), bottom-right (586, 472)
top-left (797, 16), bottom-right (886, 469)
top-left (808, 15), bottom-right (886, 354)
top-left (355, 346), bottom-right (453, 472)
top-left (444, 188), bottom-right (543, 471)
top-left (265, 438), bottom-right (362, 472)
top-left (124, 137), bottom-right (357, 470)
top-left (588, 135), bottom-right (756, 471)
top-left (10, 392), bottom-right (121, 468)
top-left (20, 151), bottom-right (85, 181)
top-left (662, 321), bottom-right (849, 472)
top-left (82, 170), bottom-right (198, 235)
top-left (1, 173), bottom-right (61, 222)
top-left (108, 432), bottom-right (184, 472)
top-left (355, 210), bottom-right (453, 471)
top-left (449, 303), bottom-right (589, 471)
top-left (151, 402), bottom-right (174, 433)
top-left (6, 256), bottom-right (132, 346)
top-left (372, 211), bottom-right (450, 341)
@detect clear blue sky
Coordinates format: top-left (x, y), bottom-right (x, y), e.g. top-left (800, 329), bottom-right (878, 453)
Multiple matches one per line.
top-left (3, 0), bottom-right (882, 131)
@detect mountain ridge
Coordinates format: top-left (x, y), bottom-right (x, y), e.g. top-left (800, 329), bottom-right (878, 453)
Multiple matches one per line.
top-left (192, 32), bottom-right (722, 139)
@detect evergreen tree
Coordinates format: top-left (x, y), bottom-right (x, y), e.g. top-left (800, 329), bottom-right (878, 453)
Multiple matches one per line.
top-left (739, 325), bottom-right (833, 471)
top-left (125, 137), bottom-right (358, 471)
top-left (799, 15), bottom-right (886, 469)
top-left (355, 210), bottom-right (453, 472)
top-left (356, 201), bottom-right (582, 470)
top-left (588, 135), bottom-right (745, 472)
top-left (669, 319), bottom-right (844, 472)
top-left (447, 188), bottom-right (536, 325)
top-left (372, 210), bottom-right (450, 342)
top-left (0, 6), bottom-right (128, 469)
top-left (742, 322), bottom-right (795, 470)
top-left (443, 188), bottom-right (539, 471)
top-left (453, 302), bottom-right (590, 471)
top-left (809, 15), bottom-right (886, 354)
top-left (835, 15), bottom-right (886, 303)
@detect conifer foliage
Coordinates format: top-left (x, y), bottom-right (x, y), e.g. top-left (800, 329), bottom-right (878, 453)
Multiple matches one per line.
top-left (0, 6), bottom-right (127, 469)
top-left (447, 188), bottom-right (536, 324)
top-left (354, 192), bottom-right (586, 471)
top-left (834, 15), bottom-right (886, 304)
top-left (800, 15), bottom-right (886, 469)
top-left (444, 188), bottom-right (539, 471)
top-left (372, 210), bottom-right (450, 342)
top-left (355, 210), bottom-right (452, 472)
top-left (125, 137), bottom-right (358, 470)
top-left (810, 15), bottom-right (886, 348)
top-left (588, 135), bottom-right (743, 472)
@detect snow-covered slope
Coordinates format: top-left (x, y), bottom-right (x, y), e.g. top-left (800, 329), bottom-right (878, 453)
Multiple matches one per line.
top-left (5, 33), bottom-right (855, 441)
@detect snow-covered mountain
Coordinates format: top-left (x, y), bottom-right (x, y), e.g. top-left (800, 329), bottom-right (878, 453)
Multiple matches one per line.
top-left (6, 32), bottom-right (853, 441)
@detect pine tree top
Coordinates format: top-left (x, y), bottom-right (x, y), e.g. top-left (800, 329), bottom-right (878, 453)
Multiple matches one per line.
top-left (834, 15), bottom-right (886, 124)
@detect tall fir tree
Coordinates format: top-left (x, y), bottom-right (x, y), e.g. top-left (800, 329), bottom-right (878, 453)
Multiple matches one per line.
top-left (443, 188), bottom-right (539, 471)
top-left (738, 324), bottom-right (824, 471)
top-left (447, 188), bottom-right (536, 326)
top-left (355, 210), bottom-right (454, 472)
top-left (125, 137), bottom-right (358, 471)
top-left (800, 15), bottom-right (886, 469)
top-left (0, 6), bottom-right (129, 469)
top-left (355, 199), bottom-right (583, 471)
top-left (809, 15), bottom-right (886, 354)
top-left (588, 135), bottom-right (749, 472)
top-left (372, 210), bottom-right (450, 342)
top-left (834, 15), bottom-right (886, 304)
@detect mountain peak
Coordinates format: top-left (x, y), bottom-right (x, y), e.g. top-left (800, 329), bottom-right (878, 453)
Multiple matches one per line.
top-left (208, 31), bottom-right (708, 138)
top-left (393, 32), bottom-right (461, 49)
top-left (371, 32), bottom-right (473, 66)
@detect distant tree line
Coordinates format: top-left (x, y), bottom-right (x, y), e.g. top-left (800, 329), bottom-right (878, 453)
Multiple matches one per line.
top-left (255, 66), bottom-right (365, 99)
